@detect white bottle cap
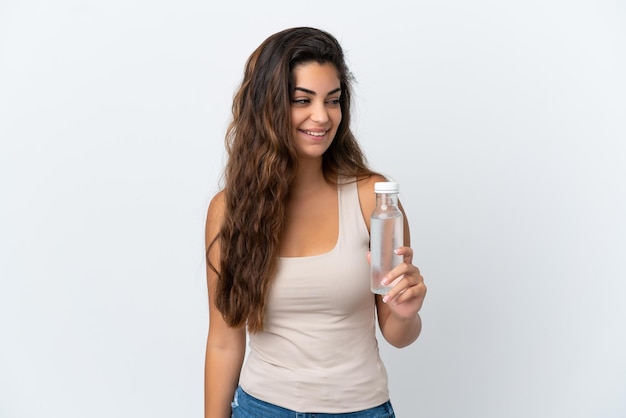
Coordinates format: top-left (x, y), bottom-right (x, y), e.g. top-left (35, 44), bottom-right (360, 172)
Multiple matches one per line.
top-left (374, 181), bottom-right (399, 193)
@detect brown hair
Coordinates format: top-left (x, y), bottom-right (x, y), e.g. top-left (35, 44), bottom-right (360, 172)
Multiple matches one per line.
top-left (209, 27), bottom-right (374, 332)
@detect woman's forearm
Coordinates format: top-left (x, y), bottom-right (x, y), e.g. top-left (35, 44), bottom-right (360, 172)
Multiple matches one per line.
top-left (204, 343), bottom-right (245, 418)
top-left (380, 310), bottom-right (422, 348)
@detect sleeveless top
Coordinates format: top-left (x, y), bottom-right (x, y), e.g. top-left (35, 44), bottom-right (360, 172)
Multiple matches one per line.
top-left (239, 179), bottom-right (389, 413)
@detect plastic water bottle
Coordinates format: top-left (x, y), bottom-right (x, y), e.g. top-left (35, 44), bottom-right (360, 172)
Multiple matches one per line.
top-left (370, 182), bottom-right (404, 294)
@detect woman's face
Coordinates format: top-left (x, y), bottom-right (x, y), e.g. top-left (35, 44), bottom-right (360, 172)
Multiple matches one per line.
top-left (290, 62), bottom-right (342, 160)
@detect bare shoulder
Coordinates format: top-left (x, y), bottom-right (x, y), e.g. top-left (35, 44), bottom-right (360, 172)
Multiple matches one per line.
top-left (356, 173), bottom-right (386, 193)
top-left (356, 174), bottom-right (387, 231)
top-left (207, 190), bottom-right (226, 218)
top-left (357, 173), bottom-right (387, 204)
top-left (205, 190), bottom-right (226, 248)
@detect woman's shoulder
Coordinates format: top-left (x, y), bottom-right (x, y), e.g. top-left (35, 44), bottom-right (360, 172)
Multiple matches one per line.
top-left (356, 173), bottom-right (387, 196)
top-left (207, 190), bottom-right (226, 216)
top-left (355, 173), bottom-right (387, 228)
top-left (206, 190), bottom-right (226, 242)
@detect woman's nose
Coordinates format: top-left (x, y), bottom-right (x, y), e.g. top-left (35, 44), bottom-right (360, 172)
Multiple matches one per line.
top-left (310, 102), bottom-right (329, 123)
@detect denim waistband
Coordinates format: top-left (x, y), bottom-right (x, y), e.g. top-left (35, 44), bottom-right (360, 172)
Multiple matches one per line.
top-left (231, 386), bottom-right (395, 418)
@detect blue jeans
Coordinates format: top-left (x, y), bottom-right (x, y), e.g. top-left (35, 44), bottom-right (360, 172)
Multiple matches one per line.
top-left (231, 386), bottom-right (395, 418)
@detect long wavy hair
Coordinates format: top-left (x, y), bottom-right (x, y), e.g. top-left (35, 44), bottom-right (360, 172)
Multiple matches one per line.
top-left (209, 27), bottom-right (374, 332)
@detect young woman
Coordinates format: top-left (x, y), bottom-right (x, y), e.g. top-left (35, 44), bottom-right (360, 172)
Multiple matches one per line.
top-left (205, 27), bottom-right (427, 418)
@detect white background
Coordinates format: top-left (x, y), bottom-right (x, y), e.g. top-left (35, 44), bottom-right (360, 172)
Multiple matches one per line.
top-left (1, 1), bottom-right (625, 417)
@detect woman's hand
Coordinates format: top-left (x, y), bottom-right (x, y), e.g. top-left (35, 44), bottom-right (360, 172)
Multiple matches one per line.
top-left (378, 246), bottom-right (427, 320)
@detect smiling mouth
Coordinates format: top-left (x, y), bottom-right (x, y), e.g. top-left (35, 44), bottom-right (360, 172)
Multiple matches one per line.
top-left (301, 130), bottom-right (328, 137)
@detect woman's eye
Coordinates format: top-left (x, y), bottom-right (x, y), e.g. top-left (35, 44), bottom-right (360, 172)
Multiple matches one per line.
top-left (327, 99), bottom-right (341, 106)
top-left (291, 99), bottom-right (309, 105)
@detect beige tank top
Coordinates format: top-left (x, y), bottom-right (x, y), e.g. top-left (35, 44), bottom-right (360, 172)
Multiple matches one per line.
top-left (239, 179), bottom-right (389, 413)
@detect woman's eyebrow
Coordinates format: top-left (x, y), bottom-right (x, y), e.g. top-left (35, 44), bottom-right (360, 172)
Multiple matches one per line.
top-left (294, 87), bottom-right (342, 96)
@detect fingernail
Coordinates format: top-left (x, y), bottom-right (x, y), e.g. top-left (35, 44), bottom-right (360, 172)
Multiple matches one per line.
top-left (382, 295), bottom-right (389, 303)
top-left (394, 248), bottom-right (401, 254)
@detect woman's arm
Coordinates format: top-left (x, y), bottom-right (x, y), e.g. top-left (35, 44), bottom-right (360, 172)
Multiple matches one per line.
top-left (374, 205), bottom-right (426, 348)
top-left (204, 192), bottom-right (246, 418)
top-left (357, 176), bottom-right (426, 348)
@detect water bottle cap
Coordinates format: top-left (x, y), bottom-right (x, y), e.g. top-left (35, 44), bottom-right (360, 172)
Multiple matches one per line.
top-left (374, 181), bottom-right (399, 193)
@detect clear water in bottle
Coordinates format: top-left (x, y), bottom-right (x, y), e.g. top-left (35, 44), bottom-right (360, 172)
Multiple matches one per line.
top-left (370, 212), bottom-right (403, 294)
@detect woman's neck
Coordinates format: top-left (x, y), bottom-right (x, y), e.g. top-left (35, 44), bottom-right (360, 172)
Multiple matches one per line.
top-left (290, 158), bottom-right (329, 197)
